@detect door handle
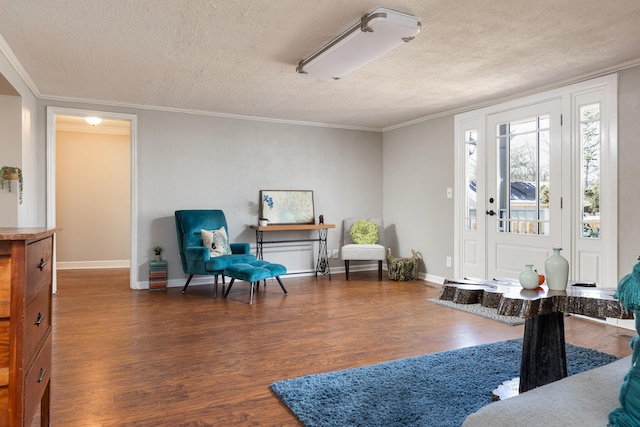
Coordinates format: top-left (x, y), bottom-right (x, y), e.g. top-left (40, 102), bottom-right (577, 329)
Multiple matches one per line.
top-left (37, 368), bottom-right (46, 383)
top-left (35, 312), bottom-right (45, 326)
top-left (486, 210), bottom-right (496, 216)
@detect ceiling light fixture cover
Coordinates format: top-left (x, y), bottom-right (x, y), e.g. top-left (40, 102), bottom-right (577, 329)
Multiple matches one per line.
top-left (296, 8), bottom-right (421, 80)
top-left (85, 116), bottom-right (103, 125)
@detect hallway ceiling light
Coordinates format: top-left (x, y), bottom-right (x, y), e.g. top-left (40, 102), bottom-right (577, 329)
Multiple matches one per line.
top-left (296, 8), bottom-right (421, 80)
top-left (85, 116), bottom-right (102, 126)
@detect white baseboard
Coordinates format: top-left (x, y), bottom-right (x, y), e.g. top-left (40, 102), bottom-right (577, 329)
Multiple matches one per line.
top-left (57, 260), bottom-right (130, 270)
top-left (424, 273), bottom-right (445, 285)
top-left (604, 316), bottom-right (636, 331)
top-left (135, 265), bottom-right (444, 290)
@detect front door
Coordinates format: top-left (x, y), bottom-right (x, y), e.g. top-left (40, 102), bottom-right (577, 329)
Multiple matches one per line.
top-left (486, 100), bottom-right (563, 280)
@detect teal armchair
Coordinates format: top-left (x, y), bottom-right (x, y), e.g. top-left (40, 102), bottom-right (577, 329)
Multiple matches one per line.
top-left (175, 210), bottom-right (256, 295)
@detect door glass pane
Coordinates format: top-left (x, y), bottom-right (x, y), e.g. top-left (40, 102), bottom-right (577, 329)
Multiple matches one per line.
top-left (580, 103), bottom-right (600, 239)
top-left (496, 115), bottom-right (550, 235)
top-left (465, 130), bottom-right (478, 230)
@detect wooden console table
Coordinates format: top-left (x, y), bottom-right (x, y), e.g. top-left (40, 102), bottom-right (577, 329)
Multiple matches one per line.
top-left (438, 278), bottom-right (631, 396)
top-left (250, 224), bottom-right (335, 278)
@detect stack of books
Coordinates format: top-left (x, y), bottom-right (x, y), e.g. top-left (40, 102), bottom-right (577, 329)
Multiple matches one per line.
top-left (149, 260), bottom-right (168, 290)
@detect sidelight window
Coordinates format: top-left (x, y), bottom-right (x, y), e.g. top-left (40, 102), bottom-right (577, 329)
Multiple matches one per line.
top-left (580, 103), bottom-right (601, 239)
top-left (465, 129), bottom-right (478, 231)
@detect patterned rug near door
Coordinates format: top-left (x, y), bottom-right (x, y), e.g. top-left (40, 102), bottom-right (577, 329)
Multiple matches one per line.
top-left (427, 298), bottom-right (525, 325)
top-left (270, 338), bottom-right (618, 427)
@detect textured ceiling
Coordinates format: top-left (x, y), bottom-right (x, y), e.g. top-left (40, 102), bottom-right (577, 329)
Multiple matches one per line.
top-left (1, 0), bottom-right (640, 130)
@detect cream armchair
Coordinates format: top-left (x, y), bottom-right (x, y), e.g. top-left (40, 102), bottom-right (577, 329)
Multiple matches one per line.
top-left (340, 218), bottom-right (385, 280)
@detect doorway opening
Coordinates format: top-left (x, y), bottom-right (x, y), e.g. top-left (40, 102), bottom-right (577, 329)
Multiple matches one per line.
top-left (46, 107), bottom-right (138, 292)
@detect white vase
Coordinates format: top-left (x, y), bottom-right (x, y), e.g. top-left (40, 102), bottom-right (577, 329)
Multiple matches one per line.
top-left (545, 248), bottom-right (569, 290)
top-left (519, 264), bottom-right (539, 289)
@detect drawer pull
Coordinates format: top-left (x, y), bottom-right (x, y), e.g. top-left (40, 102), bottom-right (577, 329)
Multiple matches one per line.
top-left (37, 368), bottom-right (46, 383)
top-left (38, 258), bottom-right (48, 271)
top-left (35, 312), bottom-right (46, 326)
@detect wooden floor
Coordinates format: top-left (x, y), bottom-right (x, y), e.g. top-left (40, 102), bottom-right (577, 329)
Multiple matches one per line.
top-left (48, 269), bottom-right (633, 426)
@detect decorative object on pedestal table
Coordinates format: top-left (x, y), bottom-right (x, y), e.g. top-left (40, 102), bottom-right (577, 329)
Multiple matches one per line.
top-left (609, 261), bottom-right (640, 426)
top-left (518, 264), bottom-right (539, 289)
top-left (0, 166), bottom-right (23, 204)
top-left (544, 248), bottom-right (569, 290)
top-left (258, 218), bottom-right (269, 227)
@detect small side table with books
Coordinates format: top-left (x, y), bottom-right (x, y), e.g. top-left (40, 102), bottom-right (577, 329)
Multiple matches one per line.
top-left (149, 260), bottom-right (168, 290)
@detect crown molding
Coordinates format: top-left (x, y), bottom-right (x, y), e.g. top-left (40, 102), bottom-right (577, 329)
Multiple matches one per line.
top-left (39, 93), bottom-right (383, 133)
top-left (0, 33), bottom-right (40, 97)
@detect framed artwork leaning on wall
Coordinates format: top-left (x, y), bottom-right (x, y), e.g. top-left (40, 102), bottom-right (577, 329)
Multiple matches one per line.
top-left (259, 190), bottom-right (315, 225)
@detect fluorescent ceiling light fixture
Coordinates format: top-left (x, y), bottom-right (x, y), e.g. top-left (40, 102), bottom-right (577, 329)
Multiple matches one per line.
top-left (296, 8), bottom-right (420, 80)
top-left (85, 116), bottom-right (102, 126)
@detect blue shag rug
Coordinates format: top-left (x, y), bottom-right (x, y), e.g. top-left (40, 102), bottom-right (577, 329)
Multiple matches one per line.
top-left (270, 338), bottom-right (619, 427)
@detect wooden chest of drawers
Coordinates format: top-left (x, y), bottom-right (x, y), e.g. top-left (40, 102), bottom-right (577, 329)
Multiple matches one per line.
top-left (0, 228), bottom-right (55, 426)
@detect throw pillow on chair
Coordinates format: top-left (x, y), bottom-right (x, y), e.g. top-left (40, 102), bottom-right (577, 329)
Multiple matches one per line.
top-left (201, 228), bottom-right (232, 257)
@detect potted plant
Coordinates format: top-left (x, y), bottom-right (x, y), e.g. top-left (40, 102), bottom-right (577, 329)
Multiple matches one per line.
top-left (258, 218), bottom-right (269, 227)
top-left (153, 246), bottom-right (163, 261)
top-left (0, 166), bottom-right (23, 204)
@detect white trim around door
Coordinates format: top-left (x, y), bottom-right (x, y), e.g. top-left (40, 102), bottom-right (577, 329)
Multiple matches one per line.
top-left (46, 107), bottom-right (138, 291)
top-left (454, 74), bottom-right (618, 288)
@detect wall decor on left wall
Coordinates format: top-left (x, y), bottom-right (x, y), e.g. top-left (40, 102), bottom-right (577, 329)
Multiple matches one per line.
top-left (0, 166), bottom-right (23, 204)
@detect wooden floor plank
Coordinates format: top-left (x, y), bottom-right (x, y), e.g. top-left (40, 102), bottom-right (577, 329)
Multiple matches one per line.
top-left (48, 269), bottom-right (632, 426)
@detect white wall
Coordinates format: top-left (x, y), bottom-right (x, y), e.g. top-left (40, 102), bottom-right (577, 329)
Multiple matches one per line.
top-left (20, 89), bottom-right (41, 227)
top-left (56, 130), bottom-right (131, 267)
top-left (0, 49), bottom-right (40, 227)
top-left (383, 115), bottom-right (455, 282)
top-left (0, 94), bottom-right (21, 224)
top-left (617, 66), bottom-right (640, 277)
top-left (135, 110), bottom-right (383, 283)
top-left (28, 98), bottom-right (383, 286)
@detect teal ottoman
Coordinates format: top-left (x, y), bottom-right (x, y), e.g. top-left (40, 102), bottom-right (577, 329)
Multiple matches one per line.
top-left (223, 261), bottom-right (287, 304)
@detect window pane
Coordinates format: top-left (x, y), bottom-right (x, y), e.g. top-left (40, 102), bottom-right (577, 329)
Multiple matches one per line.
top-left (497, 135), bottom-right (507, 232)
top-left (509, 117), bottom-right (538, 135)
top-left (496, 114), bottom-right (550, 235)
top-left (539, 116), bottom-right (550, 130)
top-left (465, 130), bottom-right (478, 231)
top-left (539, 128), bottom-right (550, 236)
top-left (580, 103), bottom-right (600, 121)
top-left (581, 103), bottom-right (600, 239)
